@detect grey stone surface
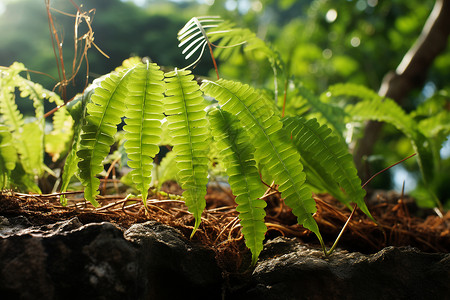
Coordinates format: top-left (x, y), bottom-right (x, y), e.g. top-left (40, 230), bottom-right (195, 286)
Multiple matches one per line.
top-left (1, 216), bottom-right (448, 300)
top-left (228, 236), bottom-right (450, 300)
top-left (0, 217), bottom-right (222, 300)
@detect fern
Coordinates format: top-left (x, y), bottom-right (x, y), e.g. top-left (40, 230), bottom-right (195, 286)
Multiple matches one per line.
top-left (164, 69), bottom-right (209, 235)
top-left (283, 116), bottom-right (372, 219)
top-left (344, 92), bottom-right (435, 186)
top-left (207, 21), bottom-right (265, 60)
top-left (201, 79), bottom-right (323, 244)
top-left (0, 125), bottom-right (17, 188)
top-left (0, 63), bottom-right (45, 177)
top-left (153, 149), bottom-right (179, 188)
top-left (45, 107), bottom-right (73, 162)
top-left (326, 83), bottom-right (380, 104)
top-left (208, 107), bottom-right (266, 265)
top-left (60, 88), bottom-right (92, 204)
top-left (178, 17), bottom-right (283, 87)
top-left (0, 64), bottom-right (25, 136)
top-left (123, 62), bottom-right (165, 206)
top-left (77, 70), bottom-right (131, 206)
top-left (287, 85), bottom-right (347, 136)
top-left (412, 93), bottom-right (450, 141)
top-left (178, 16), bottom-right (222, 65)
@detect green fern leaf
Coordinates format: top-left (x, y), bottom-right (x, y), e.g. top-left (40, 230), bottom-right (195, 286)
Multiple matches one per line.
top-left (164, 69), bottom-right (209, 235)
top-left (19, 122), bottom-right (43, 176)
top-left (207, 21), bottom-right (261, 60)
top-left (208, 107), bottom-right (266, 265)
top-left (418, 111), bottom-right (450, 142)
top-left (345, 94), bottom-right (435, 186)
top-left (10, 161), bottom-right (41, 193)
top-left (45, 107), bottom-right (73, 162)
top-left (0, 67), bottom-right (25, 135)
top-left (178, 17), bottom-right (279, 68)
top-left (326, 83), bottom-right (380, 103)
top-left (412, 92), bottom-right (450, 141)
top-left (292, 85), bottom-right (347, 136)
top-left (201, 79), bottom-right (322, 242)
top-left (283, 116), bottom-right (372, 219)
top-left (77, 71), bottom-right (131, 206)
top-left (0, 124), bottom-right (17, 188)
top-left (60, 88), bottom-right (92, 205)
top-left (123, 62), bottom-right (165, 205)
top-left (178, 16), bottom-right (223, 68)
top-left (154, 150), bottom-right (179, 188)
top-left (1, 63), bottom-right (44, 178)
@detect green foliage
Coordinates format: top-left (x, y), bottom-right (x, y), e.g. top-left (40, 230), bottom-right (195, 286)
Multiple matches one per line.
top-left (201, 79), bottom-right (323, 243)
top-left (327, 83), bottom-right (444, 206)
top-left (0, 62), bottom-right (67, 191)
top-left (165, 69), bottom-right (209, 234)
top-left (287, 85), bottom-right (347, 135)
top-left (77, 70), bottom-right (130, 206)
top-left (3, 5), bottom-right (449, 265)
top-left (60, 88), bottom-right (92, 204)
top-left (0, 125), bottom-right (16, 188)
top-left (123, 62), bottom-right (165, 206)
top-left (209, 108), bottom-right (266, 265)
top-left (283, 116), bottom-right (370, 218)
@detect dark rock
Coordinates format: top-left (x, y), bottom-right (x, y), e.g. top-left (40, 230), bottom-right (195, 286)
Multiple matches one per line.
top-left (0, 217), bottom-right (137, 300)
top-left (125, 222), bottom-right (223, 299)
top-left (0, 218), bottom-right (222, 300)
top-left (1, 216), bottom-right (448, 300)
top-left (228, 236), bottom-right (450, 300)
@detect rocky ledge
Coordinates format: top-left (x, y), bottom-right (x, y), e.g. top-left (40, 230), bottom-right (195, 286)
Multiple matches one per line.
top-left (0, 216), bottom-right (448, 300)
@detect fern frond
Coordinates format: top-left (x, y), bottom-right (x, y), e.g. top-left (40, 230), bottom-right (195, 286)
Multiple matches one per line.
top-left (123, 62), bottom-right (165, 205)
top-left (418, 111), bottom-right (450, 140)
top-left (60, 88), bottom-right (92, 205)
top-left (164, 69), bottom-right (209, 235)
top-left (178, 16), bottom-right (222, 68)
top-left (16, 77), bottom-right (60, 119)
top-left (178, 17), bottom-right (279, 68)
top-left (325, 83), bottom-right (384, 106)
top-left (345, 93), bottom-right (435, 185)
top-left (0, 68), bottom-right (44, 176)
top-left (210, 22), bottom-right (281, 72)
top-left (77, 70), bottom-right (131, 206)
top-left (207, 22), bottom-right (257, 60)
top-left (292, 85), bottom-right (347, 136)
top-left (9, 162), bottom-right (41, 193)
top-left (412, 92), bottom-right (450, 140)
top-left (18, 122), bottom-right (43, 176)
top-left (201, 79), bottom-right (322, 242)
top-left (45, 107), bottom-right (73, 162)
top-left (283, 116), bottom-right (372, 219)
top-left (0, 124), bottom-right (17, 189)
top-left (208, 108), bottom-right (266, 265)
top-left (153, 150), bottom-right (178, 188)
top-left (0, 68), bottom-right (25, 134)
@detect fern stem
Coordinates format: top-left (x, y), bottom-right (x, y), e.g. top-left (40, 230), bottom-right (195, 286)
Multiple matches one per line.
top-left (282, 79), bottom-right (288, 118)
top-left (324, 204), bottom-right (358, 257)
top-left (208, 43), bottom-right (220, 80)
top-left (192, 17), bottom-right (220, 79)
top-left (362, 153), bottom-right (416, 188)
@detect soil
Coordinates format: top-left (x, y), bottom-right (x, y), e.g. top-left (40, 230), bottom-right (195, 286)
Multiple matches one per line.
top-left (1, 181), bottom-right (449, 273)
